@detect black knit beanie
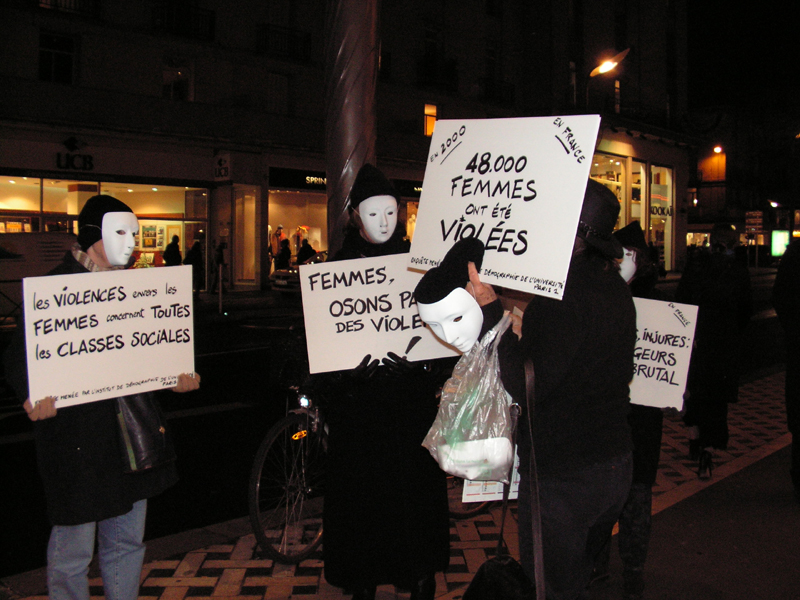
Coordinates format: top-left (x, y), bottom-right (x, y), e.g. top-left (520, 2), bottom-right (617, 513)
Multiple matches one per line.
top-left (348, 163), bottom-right (401, 210)
top-left (414, 237), bottom-right (485, 304)
top-left (77, 194), bottom-right (135, 251)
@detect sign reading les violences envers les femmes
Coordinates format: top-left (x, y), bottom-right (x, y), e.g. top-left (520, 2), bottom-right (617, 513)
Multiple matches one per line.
top-left (299, 254), bottom-right (458, 374)
top-left (23, 265), bottom-right (195, 408)
top-left (409, 115), bottom-right (601, 299)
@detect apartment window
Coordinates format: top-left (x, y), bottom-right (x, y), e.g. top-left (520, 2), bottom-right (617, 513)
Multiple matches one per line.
top-left (39, 33), bottom-right (74, 85)
top-left (264, 72), bottom-right (290, 115)
top-left (424, 104), bottom-right (438, 137)
top-left (163, 58), bottom-right (193, 101)
top-left (615, 80), bottom-right (621, 114)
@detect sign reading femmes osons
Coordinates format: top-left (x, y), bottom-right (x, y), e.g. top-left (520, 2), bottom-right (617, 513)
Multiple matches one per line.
top-left (630, 298), bottom-right (699, 410)
top-left (299, 254), bottom-right (459, 374)
top-left (23, 265), bottom-right (195, 408)
top-left (409, 115), bottom-right (601, 299)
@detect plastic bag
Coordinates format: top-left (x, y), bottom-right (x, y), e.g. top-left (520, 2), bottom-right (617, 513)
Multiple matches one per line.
top-left (422, 314), bottom-right (514, 483)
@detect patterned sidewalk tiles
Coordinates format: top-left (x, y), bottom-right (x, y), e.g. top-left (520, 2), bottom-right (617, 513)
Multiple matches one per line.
top-left (11, 369), bottom-right (790, 600)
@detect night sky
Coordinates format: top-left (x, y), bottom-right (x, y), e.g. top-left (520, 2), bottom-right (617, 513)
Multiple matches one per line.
top-left (686, 2), bottom-right (800, 112)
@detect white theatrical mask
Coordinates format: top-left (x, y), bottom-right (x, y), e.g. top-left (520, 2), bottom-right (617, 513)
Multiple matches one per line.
top-left (417, 287), bottom-right (483, 353)
top-left (101, 211), bottom-right (139, 266)
top-left (619, 247), bottom-right (637, 283)
top-left (356, 194), bottom-right (398, 244)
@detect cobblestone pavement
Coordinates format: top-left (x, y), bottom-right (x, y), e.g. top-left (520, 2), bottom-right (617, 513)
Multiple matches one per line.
top-left (6, 370), bottom-right (790, 600)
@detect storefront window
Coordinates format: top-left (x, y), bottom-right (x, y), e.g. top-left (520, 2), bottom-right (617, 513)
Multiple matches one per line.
top-left (632, 160), bottom-right (646, 224)
top-left (590, 153), bottom-right (624, 228)
top-left (268, 190), bottom-right (328, 261)
top-left (650, 166), bottom-right (673, 271)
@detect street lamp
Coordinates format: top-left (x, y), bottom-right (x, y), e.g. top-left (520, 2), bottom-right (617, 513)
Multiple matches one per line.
top-left (586, 48), bottom-right (630, 109)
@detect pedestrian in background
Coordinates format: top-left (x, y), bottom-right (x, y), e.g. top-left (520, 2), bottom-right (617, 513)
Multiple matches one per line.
top-left (162, 235), bottom-right (182, 266)
top-left (3, 194), bottom-right (201, 600)
top-left (773, 238), bottom-right (800, 502)
top-left (183, 240), bottom-right (205, 294)
top-left (676, 222), bottom-right (752, 479)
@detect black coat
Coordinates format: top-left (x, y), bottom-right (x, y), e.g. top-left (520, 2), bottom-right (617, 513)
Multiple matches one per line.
top-left (3, 251), bottom-right (178, 525)
top-left (320, 226), bottom-right (451, 589)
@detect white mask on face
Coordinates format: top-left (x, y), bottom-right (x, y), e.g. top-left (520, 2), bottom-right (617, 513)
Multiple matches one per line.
top-left (356, 195), bottom-right (398, 244)
top-left (101, 212), bottom-right (139, 266)
top-left (619, 247), bottom-right (637, 283)
top-left (417, 287), bottom-right (484, 353)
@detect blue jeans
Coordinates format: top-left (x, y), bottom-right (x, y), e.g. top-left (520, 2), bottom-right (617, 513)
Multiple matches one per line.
top-left (47, 500), bottom-right (147, 600)
top-left (517, 454), bottom-right (633, 600)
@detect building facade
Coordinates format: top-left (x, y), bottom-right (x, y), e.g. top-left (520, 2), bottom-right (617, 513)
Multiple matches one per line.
top-left (1, 0), bottom-right (694, 300)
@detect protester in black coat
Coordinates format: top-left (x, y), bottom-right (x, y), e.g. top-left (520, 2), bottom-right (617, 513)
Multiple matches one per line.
top-left (317, 164), bottom-right (450, 600)
top-left (3, 195), bottom-right (200, 600)
top-left (676, 223), bottom-right (752, 478)
top-left (162, 235), bottom-right (182, 266)
top-left (773, 239), bottom-right (800, 501)
top-left (468, 181), bottom-right (636, 600)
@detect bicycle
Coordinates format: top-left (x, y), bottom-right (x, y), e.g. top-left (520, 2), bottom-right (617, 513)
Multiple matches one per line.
top-left (248, 384), bottom-right (328, 563)
top-left (247, 352), bottom-right (494, 564)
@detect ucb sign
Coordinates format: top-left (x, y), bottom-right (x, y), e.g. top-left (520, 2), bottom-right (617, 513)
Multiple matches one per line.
top-left (56, 153), bottom-right (94, 171)
top-left (214, 153), bottom-right (231, 181)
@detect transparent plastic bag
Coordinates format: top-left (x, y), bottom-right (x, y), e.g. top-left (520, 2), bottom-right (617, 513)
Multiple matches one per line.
top-left (422, 314), bottom-right (514, 483)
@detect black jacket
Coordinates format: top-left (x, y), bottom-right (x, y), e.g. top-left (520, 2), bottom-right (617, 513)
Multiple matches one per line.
top-left (3, 251), bottom-right (178, 525)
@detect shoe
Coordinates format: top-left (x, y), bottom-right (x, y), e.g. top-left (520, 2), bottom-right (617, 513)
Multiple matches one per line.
top-left (351, 586), bottom-right (377, 600)
top-left (623, 570), bottom-right (644, 600)
top-left (409, 574), bottom-right (436, 600)
top-left (688, 439), bottom-right (701, 461)
top-left (698, 450), bottom-right (713, 480)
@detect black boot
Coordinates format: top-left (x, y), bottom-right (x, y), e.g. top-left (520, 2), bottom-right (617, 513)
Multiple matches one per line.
top-left (351, 586), bottom-right (376, 600)
top-left (409, 574), bottom-right (436, 600)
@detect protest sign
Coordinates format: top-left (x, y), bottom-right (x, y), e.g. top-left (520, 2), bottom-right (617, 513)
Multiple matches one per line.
top-left (409, 115), bottom-right (601, 299)
top-left (299, 253), bottom-right (458, 374)
top-left (630, 297), bottom-right (698, 409)
top-left (23, 265), bottom-right (195, 408)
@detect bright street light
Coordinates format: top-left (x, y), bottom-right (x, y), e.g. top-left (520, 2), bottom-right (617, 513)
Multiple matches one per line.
top-left (586, 48), bottom-right (630, 108)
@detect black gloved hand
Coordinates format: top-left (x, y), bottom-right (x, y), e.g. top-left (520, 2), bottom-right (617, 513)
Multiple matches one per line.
top-left (353, 354), bottom-right (380, 380)
top-left (382, 352), bottom-right (415, 376)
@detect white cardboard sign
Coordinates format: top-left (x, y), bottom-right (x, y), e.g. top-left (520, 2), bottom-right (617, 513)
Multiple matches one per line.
top-left (409, 115), bottom-right (601, 299)
top-left (23, 265), bottom-right (195, 408)
top-left (630, 298), bottom-right (698, 409)
top-left (299, 253), bottom-right (459, 374)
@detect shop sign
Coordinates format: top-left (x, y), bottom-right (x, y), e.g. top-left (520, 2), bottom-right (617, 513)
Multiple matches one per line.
top-left (56, 153), bottom-right (95, 171)
top-left (392, 179), bottom-right (424, 198)
top-left (650, 205), bottom-right (673, 217)
top-left (409, 115), bottom-right (600, 299)
top-left (269, 167), bottom-right (327, 191)
top-left (746, 210), bottom-right (764, 233)
top-left (214, 153), bottom-right (231, 181)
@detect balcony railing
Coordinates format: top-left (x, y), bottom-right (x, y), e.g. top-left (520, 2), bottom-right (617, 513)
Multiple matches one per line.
top-left (152, 2), bottom-right (215, 42)
top-left (256, 24), bottom-right (312, 63)
top-left (38, 0), bottom-right (100, 17)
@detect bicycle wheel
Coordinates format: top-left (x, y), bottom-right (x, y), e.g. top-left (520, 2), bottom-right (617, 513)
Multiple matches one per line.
top-left (249, 412), bottom-right (327, 563)
top-left (447, 476), bottom-right (491, 519)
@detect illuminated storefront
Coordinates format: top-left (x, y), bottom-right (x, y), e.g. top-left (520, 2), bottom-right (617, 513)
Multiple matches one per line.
top-left (592, 122), bottom-right (691, 272)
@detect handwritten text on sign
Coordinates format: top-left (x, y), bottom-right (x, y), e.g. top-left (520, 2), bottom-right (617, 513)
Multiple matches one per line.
top-left (299, 254), bottom-right (458, 374)
top-left (23, 266), bottom-right (195, 408)
top-left (409, 115), bottom-right (600, 299)
top-left (630, 298), bottom-right (698, 410)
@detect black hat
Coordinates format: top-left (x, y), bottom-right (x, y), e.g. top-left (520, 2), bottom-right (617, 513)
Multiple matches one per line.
top-left (77, 194), bottom-right (134, 251)
top-left (415, 237), bottom-right (485, 304)
top-left (348, 163), bottom-right (401, 210)
top-left (577, 180), bottom-right (623, 259)
top-left (613, 220), bottom-right (647, 253)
